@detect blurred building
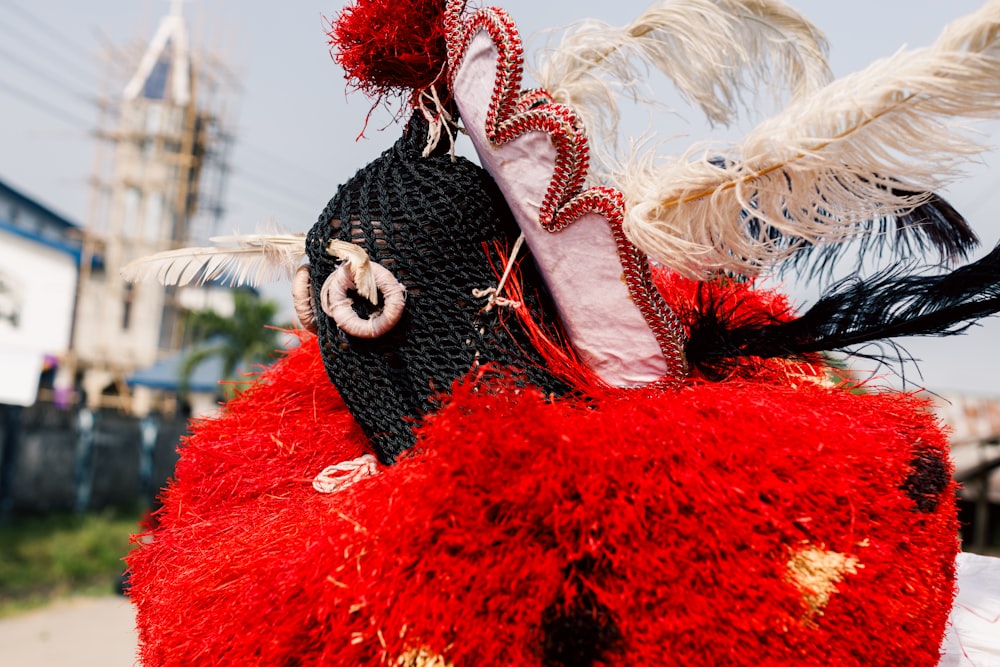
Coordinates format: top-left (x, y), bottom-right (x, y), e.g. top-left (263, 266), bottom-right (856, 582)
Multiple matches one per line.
top-left (1, 5), bottom-right (251, 514)
top-left (71, 1), bottom-right (236, 416)
top-left (0, 179), bottom-right (81, 408)
top-left (929, 392), bottom-right (1000, 553)
top-left (0, 176), bottom-right (237, 515)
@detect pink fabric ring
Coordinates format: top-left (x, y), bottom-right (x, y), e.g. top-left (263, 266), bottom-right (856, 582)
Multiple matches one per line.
top-left (319, 262), bottom-right (406, 338)
top-left (291, 264), bottom-right (317, 334)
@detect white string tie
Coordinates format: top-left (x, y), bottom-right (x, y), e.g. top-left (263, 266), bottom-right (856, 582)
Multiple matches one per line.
top-left (418, 84), bottom-right (459, 161)
top-left (313, 454), bottom-right (379, 494)
top-left (473, 233), bottom-right (526, 312)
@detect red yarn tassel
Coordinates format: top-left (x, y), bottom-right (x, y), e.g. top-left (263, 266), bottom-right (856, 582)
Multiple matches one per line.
top-left (328, 0), bottom-right (451, 104)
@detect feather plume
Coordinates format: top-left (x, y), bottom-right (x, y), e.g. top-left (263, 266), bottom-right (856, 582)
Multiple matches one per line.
top-left (686, 242), bottom-right (1000, 377)
top-left (782, 188), bottom-right (978, 281)
top-left (120, 234), bottom-right (381, 304)
top-left (533, 0), bottom-right (832, 171)
top-left (619, 0), bottom-right (1000, 280)
top-left (121, 233), bottom-right (307, 288)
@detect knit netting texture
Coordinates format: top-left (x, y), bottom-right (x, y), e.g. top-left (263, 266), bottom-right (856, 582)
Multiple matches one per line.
top-left (306, 114), bottom-right (565, 463)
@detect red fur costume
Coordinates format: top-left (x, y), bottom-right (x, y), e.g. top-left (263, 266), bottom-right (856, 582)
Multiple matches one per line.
top-left (127, 273), bottom-right (959, 666)
top-left (125, 1), bottom-right (1000, 664)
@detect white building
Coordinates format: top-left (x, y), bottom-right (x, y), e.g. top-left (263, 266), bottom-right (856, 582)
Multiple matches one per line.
top-left (0, 179), bottom-right (80, 408)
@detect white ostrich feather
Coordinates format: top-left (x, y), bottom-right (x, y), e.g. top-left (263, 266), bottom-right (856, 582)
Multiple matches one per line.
top-left (121, 233), bottom-right (308, 288)
top-left (121, 233), bottom-right (382, 304)
top-left (534, 0), bottom-right (832, 172)
top-left (618, 0), bottom-right (1000, 280)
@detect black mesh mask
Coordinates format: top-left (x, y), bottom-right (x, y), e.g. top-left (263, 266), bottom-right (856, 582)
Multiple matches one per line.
top-left (305, 114), bottom-right (565, 463)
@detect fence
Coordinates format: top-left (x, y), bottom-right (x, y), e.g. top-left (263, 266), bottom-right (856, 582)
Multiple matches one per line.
top-left (0, 401), bottom-right (187, 515)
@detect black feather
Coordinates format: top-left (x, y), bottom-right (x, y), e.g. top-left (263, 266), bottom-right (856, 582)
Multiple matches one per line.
top-left (782, 188), bottom-right (979, 281)
top-left (706, 159), bottom-right (980, 281)
top-left (687, 242), bottom-right (1000, 376)
top-left (892, 190), bottom-right (977, 260)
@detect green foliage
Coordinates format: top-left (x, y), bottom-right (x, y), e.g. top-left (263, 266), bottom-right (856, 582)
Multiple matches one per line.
top-left (0, 508), bottom-right (141, 616)
top-left (180, 290), bottom-right (290, 397)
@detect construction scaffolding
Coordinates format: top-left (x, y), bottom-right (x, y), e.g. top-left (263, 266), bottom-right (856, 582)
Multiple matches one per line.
top-left (68, 2), bottom-right (237, 414)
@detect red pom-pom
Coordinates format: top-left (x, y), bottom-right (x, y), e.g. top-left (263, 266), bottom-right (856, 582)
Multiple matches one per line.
top-left (328, 0), bottom-right (449, 102)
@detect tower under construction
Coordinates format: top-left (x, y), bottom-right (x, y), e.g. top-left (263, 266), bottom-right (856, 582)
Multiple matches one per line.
top-left (69, 1), bottom-right (236, 415)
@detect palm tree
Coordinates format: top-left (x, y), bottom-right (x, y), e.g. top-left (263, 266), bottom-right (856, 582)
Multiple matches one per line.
top-left (179, 290), bottom-right (288, 398)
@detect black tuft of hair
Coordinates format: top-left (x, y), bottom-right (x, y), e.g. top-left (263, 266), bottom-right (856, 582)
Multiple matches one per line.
top-left (687, 242), bottom-right (1000, 376)
top-left (902, 452), bottom-right (951, 513)
top-left (541, 558), bottom-right (621, 667)
top-left (784, 188), bottom-right (978, 282)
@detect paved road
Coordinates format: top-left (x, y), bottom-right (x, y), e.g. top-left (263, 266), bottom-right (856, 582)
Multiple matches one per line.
top-left (0, 596), bottom-right (138, 666)
top-left (1, 567), bottom-right (995, 667)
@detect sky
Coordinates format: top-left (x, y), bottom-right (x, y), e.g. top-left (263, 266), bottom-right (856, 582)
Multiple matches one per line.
top-left (1, 0), bottom-right (999, 395)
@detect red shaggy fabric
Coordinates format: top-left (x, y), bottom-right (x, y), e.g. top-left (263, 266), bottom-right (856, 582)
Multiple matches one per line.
top-left (654, 271), bottom-right (825, 383)
top-left (508, 267), bottom-right (832, 394)
top-left (128, 331), bottom-right (959, 666)
top-left (656, 272), bottom-right (792, 325)
top-left (328, 0), bottom-right (449, 103)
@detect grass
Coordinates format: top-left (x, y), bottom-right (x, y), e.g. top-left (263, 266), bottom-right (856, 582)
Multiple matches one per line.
top-left (0, 506), bottom-right (143, 617)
